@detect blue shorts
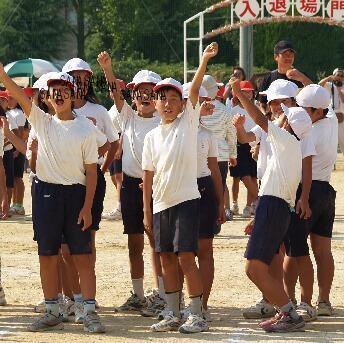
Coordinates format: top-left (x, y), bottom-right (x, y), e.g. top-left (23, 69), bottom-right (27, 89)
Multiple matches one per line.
top-left (109, 158), bottom-right (122, 176)
top-left (3, 149), bottom-right (14, 188)
top-left (285, 181), bottom-right (336, 257)
top-left (121, 173), bottom-right (144, 235)
top-left (153, 199), bottom-right (200, 253)
top-left (230, 143), bottom-right (257, 178)
top-left (198, 176), bottom-right (217, 239)
top-left (245, 195), bottom-right (291, 265)
top-left (33, 179), bottom-right (92, 256)
top-left (218, 161), bottom-right (228, 190)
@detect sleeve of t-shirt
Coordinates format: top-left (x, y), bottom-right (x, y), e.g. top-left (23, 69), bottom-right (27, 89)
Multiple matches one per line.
top-left (16, 109), bottom-right (27, 127)
top-left (28, 103), bottom-right (51, 135)
top-left (109, 105), bottom-right (122, 133)
top-left (99, 107), bottom-right (119, 143)
top-left (184, 99), bottom-right (201, 126)
top-left (300, 133), bottom-right (316, 159)
top-left (208, 133), bottom-right (218, 158)
top-left (6, 113), bottom-right (18, 131)
top-left (82, 133), bottom-right (99, 165)
top-left (93, 126), bottom-right (107, 148)
top-left (25, 128), bottom-right (37, 160)
top-left (142, 133), bottom-right (155, 172)
top-left (225, 114), bottom-right (237, 158)
top-left (250, 124), bottom-right (263, 143)
top-left (119, 101), bottom-right (135, 130)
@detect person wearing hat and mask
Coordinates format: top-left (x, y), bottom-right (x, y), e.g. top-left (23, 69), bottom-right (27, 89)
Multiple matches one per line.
top-left (258, 40), bottom-right (312, 112)
top-left (284, 85), bottom-right (338, 318)
top-left (319, 68), bottom-right (344, 155)
top-left (98, 52), bottom-right (165, 315)
top-left (0, 65), bottom-right (107, 333)
top-left (230, 80), bottom-right (258, 218)
top-left (230, 75), bottom-right (313, 333)
top-left (142, 42), bottom-right (218, 334)
top-left (201, 74), bottom-right (237, 222)
top-left (234, 79), bottom-right (315, 321)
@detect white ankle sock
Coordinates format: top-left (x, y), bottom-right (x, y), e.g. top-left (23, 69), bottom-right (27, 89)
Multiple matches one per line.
top-left (158, 276), bottom-right (166, 300)
top-left (132, 278), bottom-right (145, 300)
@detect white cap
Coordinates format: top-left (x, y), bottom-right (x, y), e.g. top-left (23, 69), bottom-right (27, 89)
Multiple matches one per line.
top-left (182, 82), bottom-right (210, 100)
top-left (296, 84), bottom-right (331, 109)
top-left (153, 77), bottom-right (183, 95)
top-left (62, 58), bottom-right (93, 74)
top-left (260, 79), bottom-right (298, 103)
top-left (46, 72), bottom-right (76, 92)
top-left (127, 70), bottom-right (161, 89)
top-left (32, 72), bottom-right (58, 91)
top-left (202, 75), bottom-right (218, 99)
top-left (281, 104), bottom-right (312, 140)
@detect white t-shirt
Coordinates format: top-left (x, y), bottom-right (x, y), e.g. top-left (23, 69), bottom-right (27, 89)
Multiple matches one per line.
top-left (230, 105), bottom-right (256, 132)
top-left (108, 104), bottom-right (122, 133)
top-left (311, 110), bottom-right (338, 182)
top-left (197, 126), bottom-right (218, 178)
top-left (200, 99), bottom-right (237, 161)
top-left (74, 101), bottom-right (118, 143)
top-left (7, 108), bottom-right (26, 127)
top-left (26, 122), bottom-right (107, 161)
top-left (259, 121), bottom-right (302, 206)
top-left (251, 122), bottom-right (316, 180)
top-left (28, 104), bottom-right (99, 185)
top-left (119, 101), bottom-right (160, 179)
top-left (324, 82), bottom-right (344, 113)
top-left (142, 100), bottom-right (201, 213)
top-left (4, 112), bottom-right (18, 152)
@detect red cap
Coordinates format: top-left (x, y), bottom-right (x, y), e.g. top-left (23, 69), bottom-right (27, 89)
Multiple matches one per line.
top-left (239, 80), bottom-right (254, 91)
top-left (0, 91), bottom-right (9, 100)
top-left (216, 85), bottom-right (225, 99)
top-left (23, 87), bottom-right (34, 97)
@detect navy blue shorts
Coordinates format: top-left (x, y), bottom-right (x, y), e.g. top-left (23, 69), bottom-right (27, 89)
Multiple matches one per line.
top-left (245, 195), bottom-right (291, 265)
top-left (198, 176), bottom-right (217, 239)
top-left (230, 143), bottom-right (257, 178)
top-left (33, 179), bottom-right (92, 256)
top-left (285, 181), bottom-right (336, 257)
top-left (31, 176), bottom-right (37, 241)
top-left (13, 152), bottom-right (26, 178)
top-left (121, 173), bottom-right (144, 235)
top-left (218, 161), bottom-right (228, 190)
top-left (89, 165), bottom-right (106, 231)
top-left (3, 149), bottom-right (14, 188)
top-left (153, 199), bottom-right (200, 253)
top-left (109, 158), bottom-right (122, 176)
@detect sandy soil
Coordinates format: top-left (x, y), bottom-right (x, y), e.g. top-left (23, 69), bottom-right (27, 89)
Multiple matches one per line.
top-left (1, 155), bottom-right (344, 343)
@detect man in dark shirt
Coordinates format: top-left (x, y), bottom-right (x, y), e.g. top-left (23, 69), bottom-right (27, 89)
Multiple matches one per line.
top-left (258, 41), bottom-right (312, 111)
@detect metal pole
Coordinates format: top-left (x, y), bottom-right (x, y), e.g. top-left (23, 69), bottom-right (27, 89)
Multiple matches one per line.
top-left (239, 25), bottom-right (253, 79)
top-left (184, 20), bottom-right (187, 83)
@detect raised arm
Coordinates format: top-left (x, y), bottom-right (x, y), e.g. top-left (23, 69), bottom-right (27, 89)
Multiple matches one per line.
top-left (0, 63), bottom-right (32, 116)
top-left (97, 52), bottom-right (124, 112)
top-left (229, 77), bottom-right (268, 133)
top-left (232, 114), bottom-right (256, 144)
top-left (318, 75), bottom-right (333, 87)
top-left (189, 42), bottom-right (218, 107)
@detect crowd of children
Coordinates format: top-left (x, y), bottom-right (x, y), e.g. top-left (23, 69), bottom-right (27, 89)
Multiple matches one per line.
top-left (0, 40), bottom-right (341, 335)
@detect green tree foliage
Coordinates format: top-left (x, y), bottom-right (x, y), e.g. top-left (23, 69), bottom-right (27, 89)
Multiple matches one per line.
top-left (0, 0), bottom-right (66, 63)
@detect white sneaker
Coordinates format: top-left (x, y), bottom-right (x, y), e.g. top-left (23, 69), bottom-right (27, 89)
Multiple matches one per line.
top-left (157, 304), bottom-right (171, 320)
top-left (9, 206), bottom-right (25, 216)
top-left (59, 296), bottom-right (74, 322)
top-left (34, 299), bottom-right (46, 313)
top-left (316, 300), bottom-right (334, 316)
top-left (231, 202), bottom-right (239, 215)
top-left (74, 301), bottom-right (84, 324)
top-left (141, 290), bottom-right (166, 317)
top-left (250, 202), bottom-right (257, 215)
top-left (242, 206), bottom-right (252, 218)
top-left (225, 208), bottom-right (233, 221)
top-left (203, 309), bottom-right (212, 322)
top-left (84, 312), bottom-right (105, 333)
top-left (296, 302), bottom-right (317, 322)
top-left (0, 287), bottom-right (7, 306)
top-left (243, 299), bottom-right (276, 319)
top-left (179, 313), bottom-right (209, 334)
top-left (102, 208), bottom-right (122, 220)
top-left (150, 311), bottom-right (181, 332)
top-left (115, 292), bottom-right (147, 313)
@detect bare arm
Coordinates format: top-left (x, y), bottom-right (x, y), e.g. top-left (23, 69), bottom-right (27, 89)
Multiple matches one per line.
top-left (318, 75), bottom-right (333, 87)
top-left (0, 158), bottom-right (9, 219)
top-left (97, 52), bottom-right (124, 112)
top-left (0, 63), bottom-right (32, 116)
top-left (189, 42), bottom-right (218, 107)
top-left (230, 78), bottom-right (268, 132)
top-left (232, 114), bottom-right (256, 143)
top-left (0, 117), bottom-right (26, 154)
top-left (78, 163), bottom-right (97, 231)
top-left (208, 157), bottom-right (225, 224)
top-left (98, 141), bottom-right (110, 159)
top-left (101, 140), bottom-right (118, 173)
top-left (296, 156), bottom-right (312, 220)
top-left (143, 170), bottom-right (154, 236)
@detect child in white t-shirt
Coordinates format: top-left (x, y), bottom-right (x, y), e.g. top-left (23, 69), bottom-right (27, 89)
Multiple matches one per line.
top-left (0, 65), bottom-right (105, 334)
top-left (142, 42), bottom-right (218, 334)
top-left (230, 77), bottom-right (312, 333)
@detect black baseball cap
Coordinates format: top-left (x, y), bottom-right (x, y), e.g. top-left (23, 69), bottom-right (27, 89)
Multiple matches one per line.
top-left (274, 40), bottom-right (296, 54)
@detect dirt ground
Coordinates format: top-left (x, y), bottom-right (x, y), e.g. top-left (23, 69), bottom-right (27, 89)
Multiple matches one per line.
top-left (1, 155), bottom-right (344, 343)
